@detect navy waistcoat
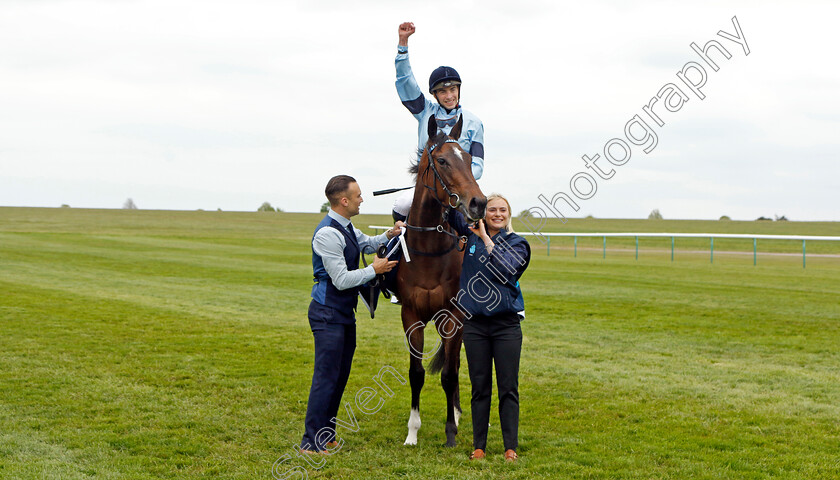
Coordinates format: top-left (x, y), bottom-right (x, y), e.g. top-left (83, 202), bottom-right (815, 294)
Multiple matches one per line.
top-left (310, 215), bottom-right (360, 324)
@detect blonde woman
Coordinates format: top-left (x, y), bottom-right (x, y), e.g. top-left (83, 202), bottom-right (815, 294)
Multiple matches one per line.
top-left (450, 193), bottom-right (531, 462)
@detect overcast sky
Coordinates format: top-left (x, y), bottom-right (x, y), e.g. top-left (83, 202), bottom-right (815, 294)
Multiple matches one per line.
top-left (1, 0), bottom-right (838, 221)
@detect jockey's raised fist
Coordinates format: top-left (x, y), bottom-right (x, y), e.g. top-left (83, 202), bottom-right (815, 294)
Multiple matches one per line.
top-left (398, 22), bottom-right (415, 44)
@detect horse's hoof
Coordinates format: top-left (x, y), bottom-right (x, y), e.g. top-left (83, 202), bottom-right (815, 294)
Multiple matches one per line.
top-left (444, 424), bottom-right (458, 448)
top-left (404, 438), bottom-right (417, 446)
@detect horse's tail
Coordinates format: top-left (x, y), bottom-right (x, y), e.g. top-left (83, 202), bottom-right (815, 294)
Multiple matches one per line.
top-left (428, 346), bottom-right (446, 374)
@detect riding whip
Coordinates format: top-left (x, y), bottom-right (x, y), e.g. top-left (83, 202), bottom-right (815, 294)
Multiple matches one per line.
top-left (373, 186), bottom-right (413, 196)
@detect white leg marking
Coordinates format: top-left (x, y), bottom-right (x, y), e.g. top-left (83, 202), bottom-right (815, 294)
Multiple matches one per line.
top-left (454, 407), bottom-right (461, 427)
top-left (404, 408), bottom-right (421, 445)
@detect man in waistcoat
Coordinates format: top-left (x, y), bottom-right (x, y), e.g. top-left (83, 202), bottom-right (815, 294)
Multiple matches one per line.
top-left (300, 175), bottom-right (401, 454)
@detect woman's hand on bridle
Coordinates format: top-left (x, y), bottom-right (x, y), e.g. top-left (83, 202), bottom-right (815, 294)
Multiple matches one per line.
top-left (468, 219), bottom-right (487, 238)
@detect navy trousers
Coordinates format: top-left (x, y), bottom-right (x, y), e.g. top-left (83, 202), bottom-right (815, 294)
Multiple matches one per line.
top-left (463, 312), bottom-right (522, 452)
top-left (300, 301), bottom-right (356, 452)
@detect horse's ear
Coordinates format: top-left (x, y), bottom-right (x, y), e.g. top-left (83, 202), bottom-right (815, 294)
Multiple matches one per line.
top-left (449, 115), bottom-right (464, 140)
top-left (427, 115), bottom-right (438, 141)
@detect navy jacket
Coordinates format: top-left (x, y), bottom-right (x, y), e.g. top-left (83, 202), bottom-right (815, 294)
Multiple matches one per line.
top-left (450, 211), bottom-right (531, 318)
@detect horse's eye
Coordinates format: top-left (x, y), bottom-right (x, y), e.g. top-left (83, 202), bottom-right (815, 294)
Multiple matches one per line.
top-left (437, 157), bottom-right (446, 166)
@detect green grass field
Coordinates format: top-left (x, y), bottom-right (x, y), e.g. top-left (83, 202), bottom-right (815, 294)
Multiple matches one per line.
top-left (1, 207), bottom-right (839, 479)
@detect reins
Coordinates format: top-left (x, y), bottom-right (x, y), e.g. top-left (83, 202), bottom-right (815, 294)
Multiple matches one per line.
top-left (403, 210), bottom-right (466, 257)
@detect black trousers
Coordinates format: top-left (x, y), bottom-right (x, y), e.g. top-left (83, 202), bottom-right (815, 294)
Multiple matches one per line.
top-left (463, 312), bottom-right (522, 451)
top-left (300, 301), bottom-right (356, 452)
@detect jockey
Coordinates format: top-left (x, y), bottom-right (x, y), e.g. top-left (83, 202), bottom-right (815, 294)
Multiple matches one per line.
top-left (392, 21), bottom-right (485, 222)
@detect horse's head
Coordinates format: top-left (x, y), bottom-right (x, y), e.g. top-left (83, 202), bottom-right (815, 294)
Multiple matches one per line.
top-left (415, 115), bottom-right (486, 222)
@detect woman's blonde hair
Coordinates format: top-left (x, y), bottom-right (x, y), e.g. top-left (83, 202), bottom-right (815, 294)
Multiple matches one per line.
top-left (486, 193), bottom-right (515, 233)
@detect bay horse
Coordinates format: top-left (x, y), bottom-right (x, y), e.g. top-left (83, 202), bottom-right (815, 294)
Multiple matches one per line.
top-left (398, 115), bottom-right (486, 447)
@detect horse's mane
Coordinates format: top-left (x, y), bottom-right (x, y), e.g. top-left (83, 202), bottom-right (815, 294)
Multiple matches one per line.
top-left (408, 152), bottom-right (420, 176)
top-left (409, 133), bottom-right (448, 179)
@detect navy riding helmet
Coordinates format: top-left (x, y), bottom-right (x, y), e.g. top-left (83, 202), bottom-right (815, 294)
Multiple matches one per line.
top-left (429, 66), bottom-right (461, 93)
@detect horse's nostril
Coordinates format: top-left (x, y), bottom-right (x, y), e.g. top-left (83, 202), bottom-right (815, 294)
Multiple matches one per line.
top-left (469, 197), bottom-right (487, 219)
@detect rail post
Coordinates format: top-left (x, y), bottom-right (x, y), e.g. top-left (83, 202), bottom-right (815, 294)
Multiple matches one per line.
top-left (803, 239), bottom-right (806, 269)
top-left (710, 237), bottom-right (714, 264)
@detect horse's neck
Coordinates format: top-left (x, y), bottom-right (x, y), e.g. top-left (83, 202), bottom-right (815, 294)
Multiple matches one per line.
top-left (407, 190), bottom-right (451, 250)
top-left (410, 157), bottom-right (446, 229)
top-left (409, 192), bottom-right (445, 227)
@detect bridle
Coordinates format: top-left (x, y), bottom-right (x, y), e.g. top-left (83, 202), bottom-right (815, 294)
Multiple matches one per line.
top-left (420, 139), bottom-right (462, 212)
top-left (404, 138), bottom-right (468, 256)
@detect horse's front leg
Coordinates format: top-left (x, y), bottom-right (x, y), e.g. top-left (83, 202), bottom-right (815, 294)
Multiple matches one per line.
top-left (403, 311), bottom-right (426, 446)
top-left (440, 325), bottom-right (464, 447)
